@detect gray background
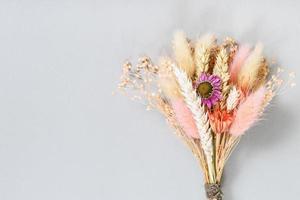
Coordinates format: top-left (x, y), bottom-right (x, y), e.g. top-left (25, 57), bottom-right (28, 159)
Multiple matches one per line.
top-left (0, 0), bottom-right (299, 200)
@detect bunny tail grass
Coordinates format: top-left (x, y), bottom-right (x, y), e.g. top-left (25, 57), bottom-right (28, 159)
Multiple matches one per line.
top-left (229, 87), bottom-right (266, 136)
top-left (158, 57), bottom-right (181, 99)
top-left (173, 31), bottom-right (195, 78)
top-left (229, 45), bottom-right (251, 83)
top-left (171, 99), bottom-right (199, 139)
top-left (237, 43), bottom-right (264, 90)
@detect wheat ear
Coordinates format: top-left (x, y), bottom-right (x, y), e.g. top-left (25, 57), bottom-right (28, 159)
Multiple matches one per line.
top-left (194, 34), bottom-right (215, 77)
top-left (226, 86), bottom-right (240, 111)
top-left (213, 47), bottom-right (230, 108)
top-left (172, 64), bottom-right (216, 183)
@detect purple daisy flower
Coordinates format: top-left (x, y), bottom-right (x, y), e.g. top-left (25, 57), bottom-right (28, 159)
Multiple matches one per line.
top-left (194, 73), bottom-right (222, 108)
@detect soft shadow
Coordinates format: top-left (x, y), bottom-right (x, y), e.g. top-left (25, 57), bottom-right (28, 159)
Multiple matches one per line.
top-left (221, 99), bottom-right (297, 199)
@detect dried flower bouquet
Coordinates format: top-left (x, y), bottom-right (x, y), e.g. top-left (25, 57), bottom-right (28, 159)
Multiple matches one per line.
top-left (117, 31), bottom-right (295, 200)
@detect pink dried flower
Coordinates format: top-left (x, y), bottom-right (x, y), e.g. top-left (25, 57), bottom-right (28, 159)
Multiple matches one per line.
top-left (194, 73), bottom-right (222, 108)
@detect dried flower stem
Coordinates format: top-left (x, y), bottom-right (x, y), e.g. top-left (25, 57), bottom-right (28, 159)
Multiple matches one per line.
top-left (172, 65), bottom-right (216, 183)
top-left (216, 135), bottom-right (240, 182)
top-left (213, 47), bottom-right (231, 184)
top-left (156, 97), bottom-right (210, 182)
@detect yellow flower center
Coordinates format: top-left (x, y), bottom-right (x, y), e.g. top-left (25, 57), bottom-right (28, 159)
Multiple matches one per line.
top-left (197, 82), bottom-right (213, 98)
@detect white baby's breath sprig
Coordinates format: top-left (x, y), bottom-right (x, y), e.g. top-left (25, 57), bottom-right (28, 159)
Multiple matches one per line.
top-left (172, 64), bottom-right (216, 183)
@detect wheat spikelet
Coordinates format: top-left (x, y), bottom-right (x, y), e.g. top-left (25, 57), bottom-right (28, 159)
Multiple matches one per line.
top-left (226, 86), bottom-right (240, 111)
top-left (213, 47), bottom-right (230, 108)
top-left (173, 31), bottom-right (195, 78)
top-left (253, 58), bottom-right (269, 91)
top-left (194, 34), bottom-right (215, 77)
top-left (172, 64), bottom-right (215, 183)
top-left (222, 37), bottom-right (238, 65)
top-left (214, 48), bottom-right (236, 181)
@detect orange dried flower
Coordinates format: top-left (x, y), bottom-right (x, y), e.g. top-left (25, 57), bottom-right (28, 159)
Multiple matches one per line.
top-left (209, 109), bottom-right (234, 134)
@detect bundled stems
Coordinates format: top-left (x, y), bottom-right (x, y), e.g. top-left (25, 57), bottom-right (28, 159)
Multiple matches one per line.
top-left (117, 31), bottom-right (294, 200)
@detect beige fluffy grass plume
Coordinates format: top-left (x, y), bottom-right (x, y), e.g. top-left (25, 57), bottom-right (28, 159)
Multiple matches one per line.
top-left (194, 34), bottom-right (215, 77)
top-left (238, 43), bottom-right (264, 90)
top-left (173, 31), bottom-right (195, 78)
top-left (158, 57), bottom-right (180, 99)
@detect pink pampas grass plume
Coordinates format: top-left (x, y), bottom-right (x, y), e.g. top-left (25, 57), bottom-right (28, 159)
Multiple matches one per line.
top-left (229, 45), bottom-right (251, 83)
top-left (229, 87), bottom-right (266, 136)
top-left (171, 99), bottom-right (199, 139)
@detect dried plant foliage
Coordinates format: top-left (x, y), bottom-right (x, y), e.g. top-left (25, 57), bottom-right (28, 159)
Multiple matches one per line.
top-left (173, 65), bottom-right (216, 183)
top-left (117, 32), bottom-right (295, 200)
top-left (213, 47), bottom-right (230, 107)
